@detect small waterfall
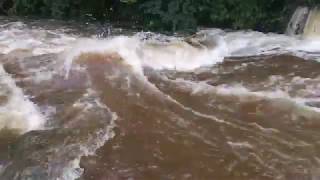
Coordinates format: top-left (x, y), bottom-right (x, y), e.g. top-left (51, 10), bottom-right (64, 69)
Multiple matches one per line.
top-left (286, 6), bottom-right (320, 37)
top-left (286, 6), bottom-right (309, 36)
top-left (303, 7), bottom-right (320, 37)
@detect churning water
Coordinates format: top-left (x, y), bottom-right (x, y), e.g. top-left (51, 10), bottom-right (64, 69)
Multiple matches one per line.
top-left (1, 17), bottom-right (320, 180)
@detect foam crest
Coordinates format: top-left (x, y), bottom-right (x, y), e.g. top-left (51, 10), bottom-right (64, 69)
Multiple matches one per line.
top-left (63, 34), bottom-right (228, 76)
top-left (175, 79), bottom-right (320, 114)
top-left (0, 22), bottom-right (76, 55)
top-left (63, 29), bottom-right (320, 77)
top-left (0, 65), bottom-right (45, 133)
top-left (216, 30), bottom-right (320, 59)
top-left (2, 21), bottom-right (320, 75)
top-left (138, 33), bottom-right (227, 70)
top-left (63, 36), bottom-right (143, 77)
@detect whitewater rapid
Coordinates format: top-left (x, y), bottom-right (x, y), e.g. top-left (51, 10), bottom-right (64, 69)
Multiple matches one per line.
top-left (2, 21), bottom-right (320, 75)
top-left (1, 19), bottom-right (320, 180)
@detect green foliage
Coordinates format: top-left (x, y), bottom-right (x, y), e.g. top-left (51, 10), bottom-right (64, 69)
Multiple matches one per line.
top-left (12, 0), bottom-right (113, 19)
top-left (138, 0), bottom-right (291, 32)
top-left (13, 0), bottom-right (80, 18)
top-left (3, 0), bottom-right (320, 32)
top-left (140, 0), bottom-right (197, 31)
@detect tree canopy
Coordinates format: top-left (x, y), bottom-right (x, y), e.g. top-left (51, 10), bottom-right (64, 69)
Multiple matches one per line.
top-left (1, 0), bottom-right (319, 32)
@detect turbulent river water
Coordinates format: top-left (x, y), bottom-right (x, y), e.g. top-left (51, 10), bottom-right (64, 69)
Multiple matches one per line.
top-left (1, 17), bottom-right (320, 180)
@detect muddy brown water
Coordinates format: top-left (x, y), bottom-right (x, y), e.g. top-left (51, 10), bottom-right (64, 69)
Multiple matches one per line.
top-left (0, 18), bottom-right (320, 180)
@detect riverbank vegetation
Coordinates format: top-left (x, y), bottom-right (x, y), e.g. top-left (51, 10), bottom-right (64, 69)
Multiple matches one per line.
top-left (0, 0), bottom-right (319, 32)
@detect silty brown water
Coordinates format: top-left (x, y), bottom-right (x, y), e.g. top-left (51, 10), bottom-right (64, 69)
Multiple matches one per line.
top-left (0, 18), bottom-right (320, 180)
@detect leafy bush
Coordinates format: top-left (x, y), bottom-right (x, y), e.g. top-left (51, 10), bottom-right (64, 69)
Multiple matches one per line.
top-left (140, 0), bottom-right (197, 31)
top-left (12, 0), bottom-right (111, 19)
top-left (13, 0), bottom-right (79, 18)
top-left (138, 0), bottom-right (290, 32)
top-left (3, 0), bottom-right (320, 32)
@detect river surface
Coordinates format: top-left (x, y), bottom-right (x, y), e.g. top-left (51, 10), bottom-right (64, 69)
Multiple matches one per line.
top-left (0, 17), bottom-right (320, 180)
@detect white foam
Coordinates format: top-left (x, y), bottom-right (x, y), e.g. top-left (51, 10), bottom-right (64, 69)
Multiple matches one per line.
top-left (139, 34), bottom-right (227, 70)
top-left (63, 34), bottom-right (228, 77)
top-left (60, 100), bottom-right (118, 180)
top-left (0, 65), bottom-right (45, 133)
top-left (173, 78), bottom-right (320, 114)
top-left (63, 37), bottom-right (143, 77)
top-left (2, 21), bottom-right (320, 75)
top-left (62, 30), bottom-right (320, 77)
top-left (0, 22), bottom-right (76, 55)
top-left (222, 30), bottom-right (320, 59)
